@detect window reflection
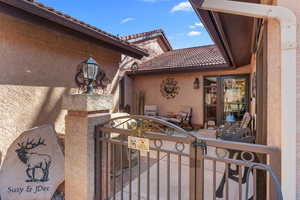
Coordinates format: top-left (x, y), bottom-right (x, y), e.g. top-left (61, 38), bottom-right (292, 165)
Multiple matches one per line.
top-left (223, 78), bottom-right (248, 123)
top-left (204, 75), bottom-right (249, 127)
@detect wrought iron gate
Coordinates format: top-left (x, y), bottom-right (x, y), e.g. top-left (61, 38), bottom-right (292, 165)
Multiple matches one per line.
top-left (95, 115), bottom-right (282, 200)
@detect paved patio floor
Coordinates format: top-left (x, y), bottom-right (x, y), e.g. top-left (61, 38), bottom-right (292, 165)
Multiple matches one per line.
top-left (110, 130), bottom-right (253, 200)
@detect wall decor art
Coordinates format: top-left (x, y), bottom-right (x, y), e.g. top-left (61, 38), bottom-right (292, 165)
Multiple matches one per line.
top-left (160, 78), bottom-right (180, 99)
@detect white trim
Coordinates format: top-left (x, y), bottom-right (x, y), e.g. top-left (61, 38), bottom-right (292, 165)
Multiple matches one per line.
top-left (194, 0), bottom-right (297, 199)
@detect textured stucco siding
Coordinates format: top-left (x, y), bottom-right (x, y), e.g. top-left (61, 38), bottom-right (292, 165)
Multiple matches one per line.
top-left (267, 0), bottom-right (300, 197)
top-left (123, 37), bottom-right (168, 110)
top-left (0, 5), bottom-right (121, 162)
top-left (135, 38), bottom-right (166, 63)
top-left (122, 37), bottom-right (167, 69)
top-left (132, 65), bottom-right (252, 126)
top-left (266, 19), bottom-right (281, 149)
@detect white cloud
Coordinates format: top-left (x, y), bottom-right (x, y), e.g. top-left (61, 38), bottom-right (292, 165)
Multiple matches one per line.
top-left (195, 22), bottom-right (204, 27)
top-left (171, 1), bottom-right (192, 13)
top-left (187, 31), bottom-right (201, 36)
top-left (189, 22), bottom-right (204, 29)
top-left (121, 17), bottom-right (135, 24)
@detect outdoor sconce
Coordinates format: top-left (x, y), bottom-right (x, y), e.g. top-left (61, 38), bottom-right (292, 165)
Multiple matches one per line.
top-left (77, 57), bottom-right (99, 95)
top-left (75, 57), bottom-right (111, 95)
top-left (75, 57), bottom-right (108, 94)
top-left (193, 78), bottom-right (200, 89)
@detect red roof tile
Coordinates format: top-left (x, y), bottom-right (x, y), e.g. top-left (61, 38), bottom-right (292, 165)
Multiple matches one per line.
top-left (128, 45), bottom-right (227, 74)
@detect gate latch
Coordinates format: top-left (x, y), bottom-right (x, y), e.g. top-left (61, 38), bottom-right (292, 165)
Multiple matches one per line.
top-left (193, 140), bottom-right (207, 154)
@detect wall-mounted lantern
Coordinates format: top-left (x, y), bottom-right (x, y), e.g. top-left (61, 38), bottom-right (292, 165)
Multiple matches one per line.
top-left (74, 57), bottom-right (99, 95)
top-left (75, 57), bottom-right (109, 94)
top-left (193, 78), bottom-right (200, 89)
top-left (83, 57), bottom-right (99, 95)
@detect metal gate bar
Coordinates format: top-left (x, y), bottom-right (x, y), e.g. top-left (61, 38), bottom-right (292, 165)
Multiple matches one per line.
top-left (94, 115), bottom-right (282, 200)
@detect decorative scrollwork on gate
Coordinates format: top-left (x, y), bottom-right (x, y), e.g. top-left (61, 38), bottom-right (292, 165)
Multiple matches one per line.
top-left (241, 151), bottom-right (256, 162)
top-left (214, 147), bottom-right (260, 199)
top-left (175, 142), bottom-right (185, 152)
top-left (215, 148), bottom-right (230, 159)
top-left (100, 115), bottom-right (195, 141)
top-left (154, 139), bottom-right (163, 149)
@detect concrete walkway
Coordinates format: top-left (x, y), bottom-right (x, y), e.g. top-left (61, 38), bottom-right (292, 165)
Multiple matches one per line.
top-left (112, 131), bottom-right (253, 200)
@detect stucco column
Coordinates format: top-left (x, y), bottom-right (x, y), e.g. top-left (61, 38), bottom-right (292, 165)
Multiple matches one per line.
top-left (62, 94), bottom-right (112, 200)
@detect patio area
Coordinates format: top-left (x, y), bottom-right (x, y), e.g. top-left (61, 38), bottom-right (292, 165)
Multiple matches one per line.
top-left (105, 129), bottom-right (256, 200)
top-left (0, 0), bottom-right (297, 199)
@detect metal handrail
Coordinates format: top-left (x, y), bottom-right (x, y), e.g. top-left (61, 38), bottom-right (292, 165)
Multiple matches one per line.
top-left (245, 163), bottom-right (283, 200)
top-left (99, 115), bottom-right (196, 140)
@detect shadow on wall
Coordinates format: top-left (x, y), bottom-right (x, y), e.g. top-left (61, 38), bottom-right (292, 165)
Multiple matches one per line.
top-left (0, 2), bottom-right (119, 88)
top-left (30, 87), bottom-right (71, 131)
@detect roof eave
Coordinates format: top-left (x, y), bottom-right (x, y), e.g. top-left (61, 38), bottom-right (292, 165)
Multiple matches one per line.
top-left (127, 64), bottom-right (231, 76)
top-left (189, 0), bottom-right (262, 67)
top-left (1, 0), bottom-right (149, 59)
top-left (160, 32), bottom-right (173, 51)
top-left (190, 1), bottom-right (235, 67)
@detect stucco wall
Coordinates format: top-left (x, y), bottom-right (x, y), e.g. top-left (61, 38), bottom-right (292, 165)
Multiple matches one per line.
top-left (123, 37), bottom-right (169, 110)
top-left (131, 65), bottom-right (252, 126)
top-left (122, 37), bottom-right (167, 70)
top-left (0, 4), bottom-right (121, 161)
top-left (267, 0), bottom-right (300, 197)
top-left (266, 19), bottom-right (282, 148)
top-left (134, 38), bottom-right (167, 64)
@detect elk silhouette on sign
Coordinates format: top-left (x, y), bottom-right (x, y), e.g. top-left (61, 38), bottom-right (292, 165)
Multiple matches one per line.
top-left (15, 137), bottom-right (52, 183)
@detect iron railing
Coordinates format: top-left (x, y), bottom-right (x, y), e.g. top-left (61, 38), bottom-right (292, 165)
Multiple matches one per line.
top-left (94, 115), bottom-right (281, 200)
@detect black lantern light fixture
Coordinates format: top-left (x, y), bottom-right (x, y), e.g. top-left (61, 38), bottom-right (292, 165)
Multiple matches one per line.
top-left (82, 57), bottom-right (99, 95)
top-left (75, 57), bottom-right (110, 94)
top-left (75, 57), bottom-right (109, 94)
top-left (193, 78), bottom-right (200, 89)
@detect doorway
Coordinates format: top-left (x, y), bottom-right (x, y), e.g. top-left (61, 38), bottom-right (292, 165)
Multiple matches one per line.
top-left (204, 74), bottom-right (250, 126)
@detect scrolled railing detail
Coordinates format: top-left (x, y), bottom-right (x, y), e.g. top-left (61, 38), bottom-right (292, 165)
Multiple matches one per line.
top-left (154, 139), bottom-right (163, 149)
top-left (98, 115), bottom-right (196, 142)
top-left (175, 142), bottom-right (185, 152)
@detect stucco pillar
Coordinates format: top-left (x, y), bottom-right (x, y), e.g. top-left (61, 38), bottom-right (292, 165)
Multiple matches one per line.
top-left (62, 94), bottom-right (113, 200)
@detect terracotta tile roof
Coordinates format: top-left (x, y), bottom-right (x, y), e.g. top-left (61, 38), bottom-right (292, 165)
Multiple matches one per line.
top-left (1, 0), bottom-right (148, 58)
top-left (120, 29), bottom-right (163, 41)
top-left (120, 29), bottom-right (172, 51)
top-left (128, 45), bottom-right (227, 74)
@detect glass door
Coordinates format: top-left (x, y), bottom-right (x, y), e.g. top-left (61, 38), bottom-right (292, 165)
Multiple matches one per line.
top-left (204, 75), bottom-right (249, 127)
top-left (204, 77), bottom-right (218, 127)
top-left (221, 76), bottom-right (249, 124)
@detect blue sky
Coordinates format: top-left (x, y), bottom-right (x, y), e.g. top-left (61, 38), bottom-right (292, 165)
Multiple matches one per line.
top-left (38, 0), bottom-right (213, 49)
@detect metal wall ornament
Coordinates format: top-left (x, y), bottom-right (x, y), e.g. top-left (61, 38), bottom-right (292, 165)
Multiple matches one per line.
top-left (75, 57), bottom-right (110, 94)
top-left (160, 78), bottom-right (180, 99)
